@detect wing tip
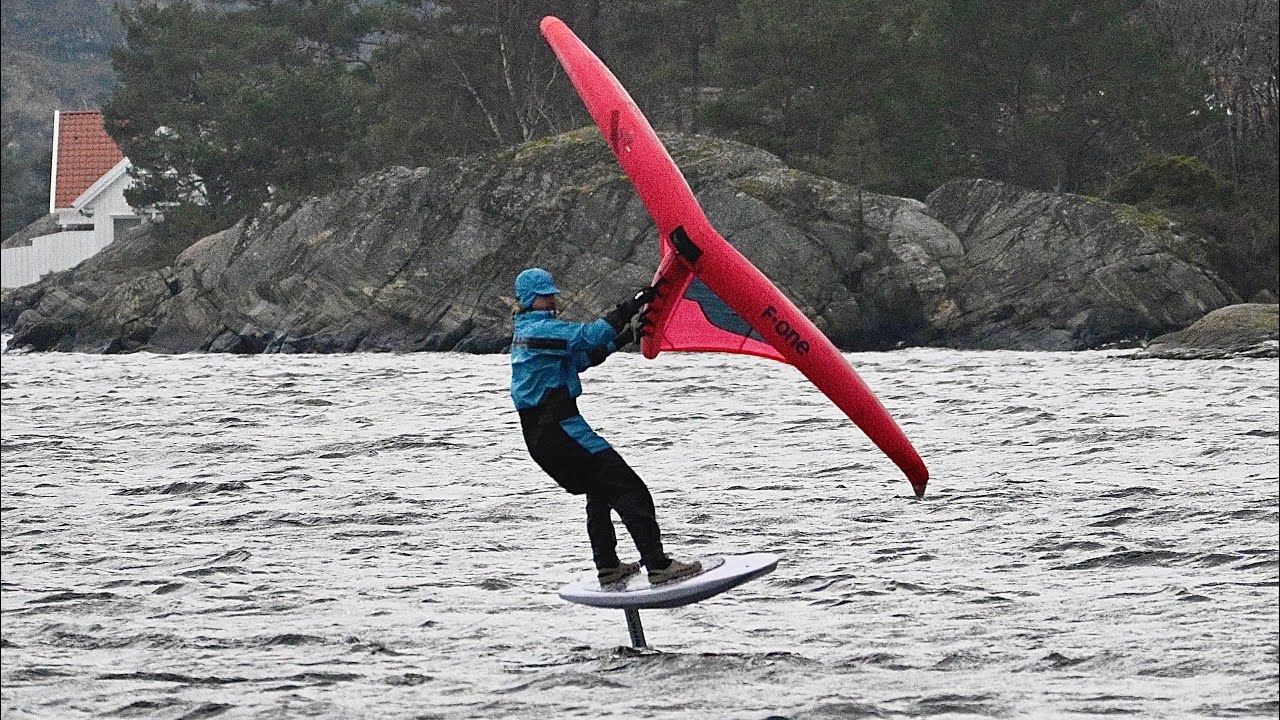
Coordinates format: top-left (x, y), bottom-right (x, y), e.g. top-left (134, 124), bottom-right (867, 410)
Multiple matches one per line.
top-left (540, 15), bottom-right (563, 34)
top-left (908, 465), bottom-right (929, 499)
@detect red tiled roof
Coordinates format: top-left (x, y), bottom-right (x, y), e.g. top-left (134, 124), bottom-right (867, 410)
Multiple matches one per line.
top-left (53, 110), bottom-right (125, 209)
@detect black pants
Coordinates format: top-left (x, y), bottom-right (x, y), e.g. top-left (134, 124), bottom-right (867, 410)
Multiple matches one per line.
top-left (519, 410), bottom-right (668, 571)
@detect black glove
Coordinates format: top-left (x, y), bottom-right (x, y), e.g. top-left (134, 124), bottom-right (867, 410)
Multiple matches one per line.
top-left (613, 324), bottom-right (637, 349)
top-left (633, 284), bottom-right (660, 304)
top-left (604, 284), bottom-right (660, 331)
top-left (636, 308), bottom-right (654, 337)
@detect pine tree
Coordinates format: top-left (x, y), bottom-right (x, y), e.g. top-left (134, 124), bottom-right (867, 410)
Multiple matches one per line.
top-left (105, 0), bottom-right (378, 238)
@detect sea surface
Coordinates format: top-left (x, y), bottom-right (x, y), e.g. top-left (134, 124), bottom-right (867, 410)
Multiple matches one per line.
top-left (1, 348), bottom-right (1277, 719)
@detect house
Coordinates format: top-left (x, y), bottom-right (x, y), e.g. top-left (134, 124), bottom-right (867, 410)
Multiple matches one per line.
top-left (1, 110), bottom-right (144, 288)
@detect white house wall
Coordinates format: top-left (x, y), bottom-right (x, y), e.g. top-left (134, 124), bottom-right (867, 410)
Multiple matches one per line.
top-left (4, 169), bottom-right (138, 288)
top-left (1, 230), bottom-right (99, 288)
top-left (85, 172), bottom-right (137, 247)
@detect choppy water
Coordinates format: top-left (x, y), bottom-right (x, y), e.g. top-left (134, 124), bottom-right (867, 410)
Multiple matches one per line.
top-left (1, 348), bottom-right (1276, 719)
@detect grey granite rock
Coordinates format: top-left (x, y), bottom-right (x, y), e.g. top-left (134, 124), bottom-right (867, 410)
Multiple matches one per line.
top-left (924, 179), bottom-right (1238, 350)
top-left (1136, 303), bottom-right (1278, 359)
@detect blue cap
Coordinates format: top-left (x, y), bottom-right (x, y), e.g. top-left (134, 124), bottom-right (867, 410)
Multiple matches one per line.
top-left (515, 268), bottom-right (560, 308)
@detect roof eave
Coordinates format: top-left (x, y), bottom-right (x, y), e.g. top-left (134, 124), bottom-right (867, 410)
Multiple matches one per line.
top-left (69, 157), bottom-right (132, 211)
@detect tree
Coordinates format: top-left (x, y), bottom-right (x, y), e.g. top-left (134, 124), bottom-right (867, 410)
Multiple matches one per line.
top-left (705, 0), bottom-right (1214, 197)
top-left (595, 0), bottom-right (737, 131)
top-left (105, 0), bottom-right (378, 238)
top-left (1138, 0), bottom-right (1278, 187)
top-left (368, 0), bottom-right (593, 167)
top-left (706, 0), bottom-right (961, 196)
top-left (1128, 1), bottom-right (1278, 298)
top-left (926, 0), bottom-right (1213, 193)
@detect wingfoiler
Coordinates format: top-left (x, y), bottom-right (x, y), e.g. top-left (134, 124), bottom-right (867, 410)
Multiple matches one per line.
top-left (540, 16), bottom-right (929, 498)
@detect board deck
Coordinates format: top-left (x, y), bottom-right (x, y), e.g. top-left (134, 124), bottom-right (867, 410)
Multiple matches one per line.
top-left (558, 553), bottom-right (779, 610)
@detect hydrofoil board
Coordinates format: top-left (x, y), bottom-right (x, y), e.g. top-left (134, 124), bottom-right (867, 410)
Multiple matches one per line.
top-left (558, 553), bottom-right (779, 610)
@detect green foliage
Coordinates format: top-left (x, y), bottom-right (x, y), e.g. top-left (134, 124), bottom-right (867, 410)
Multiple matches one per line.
top-left (1108, 154), bottom-right (1278, 298)
top-left (706, 0), bottom-right (1216, 198)
top-left (105, 0), bottom-right (378, 240)
top-left (594, 0), bottom-right (737, 130)
top-left (1194, 186), bottom-right (1280, 301)
top-left (366, 0), bottom-right (589, 167)
top-left (959, 0), bottom-right (1211, 192)
top-left (1109, 156), bottom-right (1231, 210)
top-left (706, 0), bottom-right (971, 196)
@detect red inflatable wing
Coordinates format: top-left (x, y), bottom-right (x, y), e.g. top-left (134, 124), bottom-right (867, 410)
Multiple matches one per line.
top-left (540, 16), bottom-right (929, 496)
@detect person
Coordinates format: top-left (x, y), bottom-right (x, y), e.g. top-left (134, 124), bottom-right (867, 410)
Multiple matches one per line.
top-left (510, 267), bottom-right (701, 586)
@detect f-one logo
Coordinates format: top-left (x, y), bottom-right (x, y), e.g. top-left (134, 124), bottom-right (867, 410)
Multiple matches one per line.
top-left (762, 305), bottom-right (810, 354)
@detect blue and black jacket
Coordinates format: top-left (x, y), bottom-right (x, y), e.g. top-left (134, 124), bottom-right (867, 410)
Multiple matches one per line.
top-left (510, 310), bottom-right (632, 453)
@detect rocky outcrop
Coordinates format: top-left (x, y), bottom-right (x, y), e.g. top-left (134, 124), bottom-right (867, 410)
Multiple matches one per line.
top-left (1, 130), bottom-right (1241, 354)
top-left (1, 220), bottom-right (209, 351)
top-left (1136, 304), bottom-right (1279, 359)
top-left (924, 179), bottom-right (1238, 350)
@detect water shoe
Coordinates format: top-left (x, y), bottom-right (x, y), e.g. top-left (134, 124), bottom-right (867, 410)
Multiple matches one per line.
top-left (597, 561), bottom-right (641, 585)
top-left (647, 558), bottom-right (702, 585)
